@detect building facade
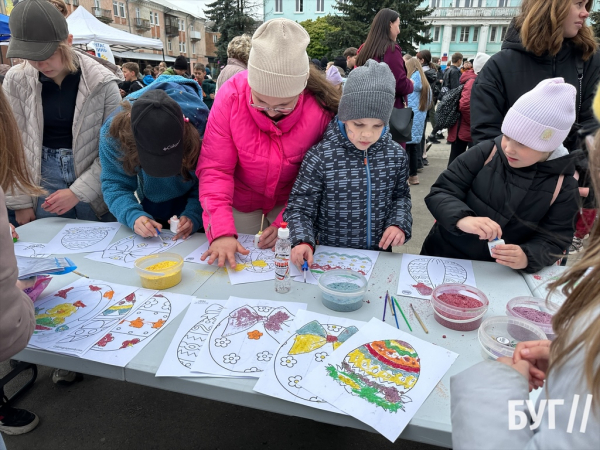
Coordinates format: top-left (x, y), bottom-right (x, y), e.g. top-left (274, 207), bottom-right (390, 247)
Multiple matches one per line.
top-left (264, 0), bottom-right (339, 22)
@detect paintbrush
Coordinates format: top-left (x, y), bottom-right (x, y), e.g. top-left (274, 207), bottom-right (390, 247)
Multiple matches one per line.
top-left (410, 303), bottom-right (428, 334)
top-left (73, 270), bottom-right (89, 279)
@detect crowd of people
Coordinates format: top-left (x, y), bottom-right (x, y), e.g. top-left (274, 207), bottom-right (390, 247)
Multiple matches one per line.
top-left (1, 0), bottom-right (599, 448)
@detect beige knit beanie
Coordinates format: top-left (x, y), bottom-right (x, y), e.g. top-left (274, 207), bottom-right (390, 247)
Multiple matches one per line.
top-left (248, 18), bottom-right (310, 98)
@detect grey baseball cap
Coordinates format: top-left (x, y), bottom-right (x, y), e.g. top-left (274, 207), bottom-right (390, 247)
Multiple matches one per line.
top-left (7, 0), bottom-right (69, 61)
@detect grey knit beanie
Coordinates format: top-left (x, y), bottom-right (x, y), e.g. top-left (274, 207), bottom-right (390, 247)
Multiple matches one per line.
top-left (338, 59), bottom-right (396, 125)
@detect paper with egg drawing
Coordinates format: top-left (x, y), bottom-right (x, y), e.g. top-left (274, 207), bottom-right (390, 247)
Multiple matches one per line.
top-left (42, 222), bottom-right (121, 255)
top-left (302, 318), bottom-right (458, 442)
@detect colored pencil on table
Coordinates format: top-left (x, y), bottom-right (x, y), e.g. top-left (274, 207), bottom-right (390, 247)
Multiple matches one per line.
top-left (383, 290), bottom-right (389, 321)
top-left (387, 291), bottom-right (395, 316)
top-left (410, 303), bottom-right (428, 334)
top-left (390, 295), bottom-right (400, 329)
top-left (393, 296), bottom-right (412, 332)
top-left (73, 270), bottom-right (89, 279)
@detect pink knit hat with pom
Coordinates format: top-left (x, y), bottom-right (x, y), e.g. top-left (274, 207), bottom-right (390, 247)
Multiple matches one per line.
top-left (501, 78), bottom-right (576, 152)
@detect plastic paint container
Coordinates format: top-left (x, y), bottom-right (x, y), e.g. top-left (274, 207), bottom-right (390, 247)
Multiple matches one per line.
top-left (430, 283), bottom-right (489, 331)
top-left (135, 253), bottom-right (183, 290)
top-left (478, 316), bottom-right (547, 360)
top-left (506, 296), bottom-right (555, 340)
top-left (318, 269), bottom-right (367, 312)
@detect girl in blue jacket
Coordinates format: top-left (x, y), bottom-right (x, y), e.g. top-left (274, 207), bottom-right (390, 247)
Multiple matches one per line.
top-left (100, 76), bottom-right (209, 239)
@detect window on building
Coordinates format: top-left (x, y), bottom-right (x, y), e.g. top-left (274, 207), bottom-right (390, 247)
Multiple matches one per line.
top-left (168, 40), bottom-right (172, 51)
top-left (431, 0), bottom-right (441, 7)
top-left (190, 24), bottom-right (194, 32)
top-left (500, 25), bottom-right (507, 41)
top-left (119, 2), bottom-right (125, 17)
top-left (179, 19), bottom-right (184, 31)
top-left (433, 26), bottom-right (441, 42)
top-left (489, 26), bottom-right (497, 42)
top-left (154, 13), bottom-right (159, 25)
top-left (192, 42), bottom-right (196, 54)
top-left (296, 0), bottom-right (303, 13)
top-left (113, 1), bottom-right (118, 16)
top-left (316, 0), bottom-right (324, 12)
top-left (459, 27), bottom-right (469, 42)
top-left (472, 26), bottom-right (479, 42)
top-left (213, 34), bottom-right (218, 44)
top-left (135, 7), bottom-right (140, 18)
top-left (451, 26), bottom-right (457, 42)
top-left (94, 0), bottom-right (100, 7)
top-left (275, 0), bottom-right (282, 12)
top-left (463, 0), bottom-right (472, 6)
top-left (179, 41), bottom-right (183, 52)
top-left (498, 0), bottom-right (508, 6)
top-left (149, 12), bottom-right (153, 24)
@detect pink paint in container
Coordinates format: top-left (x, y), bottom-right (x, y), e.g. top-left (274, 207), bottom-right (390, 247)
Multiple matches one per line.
top-left (430, 283), bottom-right (489, 331)
top-left (506, 296), bottom-right (556, 340)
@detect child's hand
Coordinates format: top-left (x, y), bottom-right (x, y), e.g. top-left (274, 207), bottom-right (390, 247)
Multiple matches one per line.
top-left (291, 244), bottom-right (313, 269)
top-left (170, 216), bottom-right (193, 240)
top-left (513, 340), bottom-right (551, 390)
top-left (379, 226), bottom-right (405, 249)
top-left (492, 244), bottom-right (528, 270)
top-left (10, 223), bottom-right (18, 241)
top-left (456, 216), bottom-right (502, 241)
top-left (497, 357), bottom-right (536, 392)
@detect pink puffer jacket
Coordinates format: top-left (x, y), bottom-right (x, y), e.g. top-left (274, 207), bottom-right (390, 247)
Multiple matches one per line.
top-left (197, 71), bottom-right (333, 242)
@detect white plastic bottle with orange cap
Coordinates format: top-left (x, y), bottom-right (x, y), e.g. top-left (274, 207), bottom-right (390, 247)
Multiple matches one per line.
top-left (274, 222), bottom-right (291, 293)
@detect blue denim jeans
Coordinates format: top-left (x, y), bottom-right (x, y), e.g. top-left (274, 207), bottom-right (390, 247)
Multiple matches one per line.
top-left (7, 147), bottom-right (113, 226)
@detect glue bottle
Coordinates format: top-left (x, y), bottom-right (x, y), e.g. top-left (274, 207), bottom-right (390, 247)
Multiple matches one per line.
top-left (274, 222), bottom-right (291, 294)
top-left (170, 216), bottom-right (179, 234)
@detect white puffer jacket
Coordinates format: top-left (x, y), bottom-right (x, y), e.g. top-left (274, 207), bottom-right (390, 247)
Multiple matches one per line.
top-left (3, 51), bottom-right (121, 217)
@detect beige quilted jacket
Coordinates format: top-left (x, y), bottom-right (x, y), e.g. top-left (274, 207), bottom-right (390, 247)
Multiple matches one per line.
top-left (3, 51), bottom-right (121, 217)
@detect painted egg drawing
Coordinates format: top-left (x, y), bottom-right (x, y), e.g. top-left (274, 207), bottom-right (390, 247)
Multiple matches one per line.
top-left (208, 305), bottom-right (294, 374)
top-left (177, 303), bottom-right (224, 369)
top-left (90, 294), bottom-right (172, 352)
top-left (310, 252), bottom-right (373, 280)
top-left (408, 258), bottom-right (467, 295)
top-left (326, 340), bottom-right (420, 412)
top-left (61, 227), bottom-right (111, 250)
top-left (274, 321), bottom-right (359, 402)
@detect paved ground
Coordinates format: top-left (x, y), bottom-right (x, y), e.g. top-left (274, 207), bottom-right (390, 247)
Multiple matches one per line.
top-left (1, 129), bottom-right (579, 450)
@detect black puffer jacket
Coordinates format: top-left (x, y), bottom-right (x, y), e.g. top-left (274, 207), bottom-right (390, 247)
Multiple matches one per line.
top-left (471, 21), bottom-right (600, 147)
top-left (421, 137), bottom-right (579, 273)
top-left (284, 118), bottom-right (412, 250)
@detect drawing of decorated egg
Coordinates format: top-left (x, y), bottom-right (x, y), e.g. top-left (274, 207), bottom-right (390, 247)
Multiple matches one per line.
top-left (61, 227), bottom-right (111, 250)
top-left (90, 293), bottom-right (172, 352)
top-left (34, 284), bottom-right (113, 340)
top-left (234, 248), bottom-right (276, 273)
top-left (274, 321), bottom-right (359, 402)
top-left (326, 340), bottom-right (420, 412)
top-left (177, 303), bottom-right (224, 369)
top-left (208, 305), bottom-right (294, 374)
top-left (408, 258), bottom-right (467, 295)
top-left (310, 252), bottom-right (373, 280)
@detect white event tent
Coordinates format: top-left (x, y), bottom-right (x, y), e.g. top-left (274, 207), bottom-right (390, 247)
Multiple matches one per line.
top-left (66, 6), bottom-right (168, 61)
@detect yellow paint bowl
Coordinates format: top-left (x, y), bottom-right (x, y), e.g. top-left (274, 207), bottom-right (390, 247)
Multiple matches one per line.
top-left (135, 253), bottom-right (183, 290)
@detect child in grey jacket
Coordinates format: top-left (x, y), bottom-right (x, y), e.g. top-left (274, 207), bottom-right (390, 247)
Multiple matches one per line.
top-left (284, 60), bottom-right (412, 268)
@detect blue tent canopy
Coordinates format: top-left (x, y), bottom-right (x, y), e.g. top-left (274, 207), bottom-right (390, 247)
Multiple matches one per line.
top-left (0, 14), bottom-right (10, 42)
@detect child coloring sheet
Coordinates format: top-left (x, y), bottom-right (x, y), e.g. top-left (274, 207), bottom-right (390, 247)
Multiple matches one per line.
top-left (302, 318), bottom-right (458, 443)
top-left (155, 298), bottom-right (229, 377)
top-left (13, 242), bottom-right (50, 258)
top-left (397, 254), bottom-right (476, 300)
top-left (43, 222), bottom-right (121, 255)
top-left (253, 309), bottom-right (364, 413)
top-left (191, 297), bottom-right (307, 377)
top-left (86, 231), bottom-right (184, 269)
top-left (80, 292), bottom-right (193, 367)
top-left (185, 234), bottom-right (276, 285)
top-left (290, 245), bottom-right (379, 285)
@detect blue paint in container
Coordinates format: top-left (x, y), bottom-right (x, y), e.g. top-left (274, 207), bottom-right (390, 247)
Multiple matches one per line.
top-left (318, 269), bottom-right (367, 312)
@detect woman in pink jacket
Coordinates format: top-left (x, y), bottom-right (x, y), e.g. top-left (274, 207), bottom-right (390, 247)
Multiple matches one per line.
top-left (197, 18), bottom-right (339, 268)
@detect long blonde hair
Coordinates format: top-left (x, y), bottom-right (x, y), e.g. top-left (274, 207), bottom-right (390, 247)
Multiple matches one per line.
top-left (0, 87), bottom-right (44, 195)
top-left (516, 0), bottom-right (597, 61)
top-left (548, 131), bottom-right (600, 407)
top-left (405, 57), bottom-right (430, 112)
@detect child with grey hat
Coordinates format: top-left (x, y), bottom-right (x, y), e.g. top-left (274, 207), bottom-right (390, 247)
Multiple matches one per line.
top-left (284, 59), bottom-right (413, 268)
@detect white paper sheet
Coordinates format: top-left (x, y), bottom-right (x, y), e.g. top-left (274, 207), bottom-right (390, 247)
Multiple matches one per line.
top-left (47, 286), bottom-right (157, 357)
top-left (155, 299), bottom-right (229, 377)
top-left (85, 231), bottom-right (184, 268)
top-left (302, 318), bottom-right (458, 442)
top-left (28, 279), bottom-right (122, 349)
top-left (521, 266), bottom-right (568, 308)
top-left (253, 310), bottom-right (365, 413)
top-left (183, 241), bottom-right (210, 265)
top-left (13, 242), bottom-right (50, 258)
top-left (80, 292), bottom-right (193, 367)
top-left (43, 222), bottom-right (121, 255)
top-left (290, 245), bottom-right (379, 285)
top-left (191, 297), bottom-right (307, 377)
top-left (397, 254), bottom-right (476, 300)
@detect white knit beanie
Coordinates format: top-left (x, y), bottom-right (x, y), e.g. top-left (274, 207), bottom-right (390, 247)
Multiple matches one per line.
top-left (247, 18), bottom-right (310, 97)
top-left (473, 52), bottom-right (490, 75)
top-left (501, 78), bottom-right (576, 152)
